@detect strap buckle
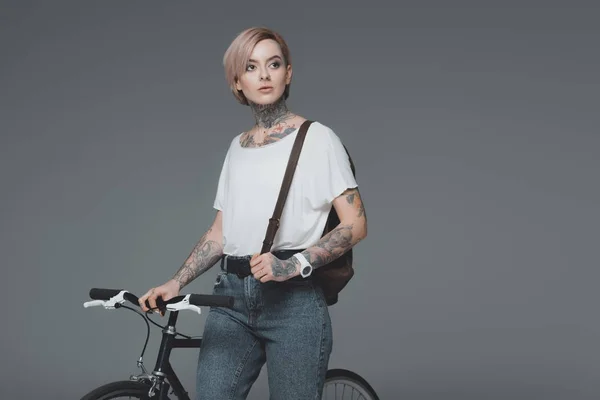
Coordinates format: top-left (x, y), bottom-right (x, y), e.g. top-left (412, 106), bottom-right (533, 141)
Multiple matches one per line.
top-left (220, 256), bottom-right (227, 273)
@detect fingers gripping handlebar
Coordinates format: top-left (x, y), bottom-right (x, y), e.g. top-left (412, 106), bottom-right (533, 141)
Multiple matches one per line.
top-left (84, 288), bottom-right (234, 314)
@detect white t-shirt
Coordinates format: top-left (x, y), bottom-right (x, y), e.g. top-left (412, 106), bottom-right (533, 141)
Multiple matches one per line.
top-left (213, 121), bottom-right (358, 256)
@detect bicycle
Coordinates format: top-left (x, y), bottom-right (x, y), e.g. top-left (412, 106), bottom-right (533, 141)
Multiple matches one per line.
top-left (81, 287), bottom-right (379, 400)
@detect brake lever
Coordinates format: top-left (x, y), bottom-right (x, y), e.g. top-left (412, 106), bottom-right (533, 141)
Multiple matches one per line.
top-left (83, 290), bottom-right (129, 309)
top-left (166, 294), bottom-right (202, 315)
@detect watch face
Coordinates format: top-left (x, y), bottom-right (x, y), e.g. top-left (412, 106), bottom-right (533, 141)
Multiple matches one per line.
top-left (302, 265), bottom-right (312, 276)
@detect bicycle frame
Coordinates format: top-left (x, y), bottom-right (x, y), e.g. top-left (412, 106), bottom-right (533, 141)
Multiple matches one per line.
top-left (85, 288), bottom-right (380, 400)
top-left (135, 310), bottom-right (201, 400)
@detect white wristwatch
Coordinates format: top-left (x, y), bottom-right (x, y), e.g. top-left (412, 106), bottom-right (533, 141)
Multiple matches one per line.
top-left (293, 253), bottom-right (313, 278)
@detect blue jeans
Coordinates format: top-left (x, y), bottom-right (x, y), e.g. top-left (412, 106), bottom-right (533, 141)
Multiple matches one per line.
top-left (195, 257), bottom-right (333, 400)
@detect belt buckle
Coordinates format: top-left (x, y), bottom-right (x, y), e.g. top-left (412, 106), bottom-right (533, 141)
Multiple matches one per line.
top-left (236, 258), bottom-right (246, 278)
top-left (223, 255), bottom-right (239, 277)
top-left (223, 255), bottom-right (250, 278)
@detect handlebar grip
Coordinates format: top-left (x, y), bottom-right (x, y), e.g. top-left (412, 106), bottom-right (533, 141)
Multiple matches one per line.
top-left (143, 295), bottom-right (165, 311)
top-left (89, 288), bottom-right (122, 300)
top-left (189, 294), bottom-right (234, 308)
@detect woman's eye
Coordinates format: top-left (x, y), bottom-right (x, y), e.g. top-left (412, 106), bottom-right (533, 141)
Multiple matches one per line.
top-left (246, 62), bottom-right (279, 71)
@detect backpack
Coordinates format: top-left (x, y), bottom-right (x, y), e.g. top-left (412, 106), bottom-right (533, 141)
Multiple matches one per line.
top-left (260, 120), bottom-right (357, 306)
top-left (313, 141), bottom-right (356, 305)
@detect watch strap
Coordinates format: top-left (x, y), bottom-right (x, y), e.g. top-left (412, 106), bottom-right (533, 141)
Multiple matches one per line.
top-left (293, 253), bottom-right (313, 278)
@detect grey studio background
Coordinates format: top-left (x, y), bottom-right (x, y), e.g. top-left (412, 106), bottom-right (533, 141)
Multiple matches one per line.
top-left (1, 1), bottom-right (599, 399)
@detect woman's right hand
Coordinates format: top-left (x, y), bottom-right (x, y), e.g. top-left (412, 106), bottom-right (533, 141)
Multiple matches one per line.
top-left (138, 279), bottom-right (180, 316)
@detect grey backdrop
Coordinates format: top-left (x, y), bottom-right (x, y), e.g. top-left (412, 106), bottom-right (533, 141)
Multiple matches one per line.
top-left (1, 1), bottom-right (599, 399)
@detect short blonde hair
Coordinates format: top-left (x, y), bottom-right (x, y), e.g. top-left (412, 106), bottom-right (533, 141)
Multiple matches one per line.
top-left (223, 27), bottom-right (292, 106)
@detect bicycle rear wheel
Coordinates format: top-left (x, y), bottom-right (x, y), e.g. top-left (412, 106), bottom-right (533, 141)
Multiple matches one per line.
top-left (80, 380), bottom-right (173, 400)
top-left (322, 369), bottom-right (379, 400)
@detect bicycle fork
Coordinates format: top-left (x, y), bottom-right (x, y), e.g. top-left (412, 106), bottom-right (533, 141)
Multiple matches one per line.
top-left (131, 312), bottom-right (181, 399)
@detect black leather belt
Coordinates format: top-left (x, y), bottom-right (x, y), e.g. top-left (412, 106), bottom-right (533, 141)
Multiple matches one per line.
top-left (220, 249), bottom-right (309, 281)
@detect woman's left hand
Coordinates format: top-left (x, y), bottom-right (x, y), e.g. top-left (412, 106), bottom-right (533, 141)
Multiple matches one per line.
top-left (249, 252), bottom-right (300, 282)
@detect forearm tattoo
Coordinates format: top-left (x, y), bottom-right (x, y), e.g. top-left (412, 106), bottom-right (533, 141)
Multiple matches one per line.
top-left (298, 188), bottom-right (367, 269)
top-left (301, 224), bottom-right (355, 269)
top-left (172, 228), bottom-right (223, 289)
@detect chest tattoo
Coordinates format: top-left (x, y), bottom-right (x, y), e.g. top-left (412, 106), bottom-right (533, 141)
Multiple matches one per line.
top-left (240, 125), bottom-right (298, 148)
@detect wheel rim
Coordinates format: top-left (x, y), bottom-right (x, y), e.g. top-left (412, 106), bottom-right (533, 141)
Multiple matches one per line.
top-left (323, 378), bottom-right (375, 400)
top-left (97, 391), bottom-right (146, 400)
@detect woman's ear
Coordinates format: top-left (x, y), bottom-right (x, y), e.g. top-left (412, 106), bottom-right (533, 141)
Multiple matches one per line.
top-left (235, 78), bottom-right (242, 91)
top-left (286, 64), bottom-right (293, 85)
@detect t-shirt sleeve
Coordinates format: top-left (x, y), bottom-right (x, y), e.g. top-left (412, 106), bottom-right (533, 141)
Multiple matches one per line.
top-left (213, 146), bottom-right (231, 211)
top-left (314, 126), bottom-right (358, 206)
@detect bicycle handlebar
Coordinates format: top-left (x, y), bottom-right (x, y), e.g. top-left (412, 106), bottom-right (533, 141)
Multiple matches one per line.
top-left (84, 288), bottom-right (234, 315)
top-left (89, 288), bottom-right (127, 301)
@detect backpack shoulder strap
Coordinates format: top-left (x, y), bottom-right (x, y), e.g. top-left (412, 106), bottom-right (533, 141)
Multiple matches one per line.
top-left (260, 120), bottom-right (314, 254)
top-left (343, 144), bottom-right (356, 177)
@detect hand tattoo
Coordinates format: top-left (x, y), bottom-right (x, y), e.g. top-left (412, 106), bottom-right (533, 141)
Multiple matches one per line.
top-left (272, 256), bottom-right (299, 278)
top-left (172, 228), bottom-right (223, 289)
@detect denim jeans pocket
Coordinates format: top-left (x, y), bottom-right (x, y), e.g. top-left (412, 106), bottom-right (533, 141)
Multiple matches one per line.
top-left (276, 279), bottom-right (325, 308)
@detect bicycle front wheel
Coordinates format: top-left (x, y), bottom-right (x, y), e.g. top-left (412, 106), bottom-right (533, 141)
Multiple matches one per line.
top-left (322, 369), bottom-right (379, 400)
top-left (80, 380), bottom-right (172, 400)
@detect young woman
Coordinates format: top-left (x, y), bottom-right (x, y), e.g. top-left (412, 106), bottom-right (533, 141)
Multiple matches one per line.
top-left (139, 26), bottom-right (368, 399)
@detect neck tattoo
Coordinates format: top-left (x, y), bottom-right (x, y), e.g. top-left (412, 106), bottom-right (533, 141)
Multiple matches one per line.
top-left (249, 95), bottom-right (294, 134)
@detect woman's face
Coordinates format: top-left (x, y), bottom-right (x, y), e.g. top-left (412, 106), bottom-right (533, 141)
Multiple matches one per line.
top-left (235, 39), bottom-right (292, 105)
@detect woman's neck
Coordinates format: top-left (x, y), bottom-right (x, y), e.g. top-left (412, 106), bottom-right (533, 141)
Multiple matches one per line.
top-left (249, 96), bottom-right (294, 130)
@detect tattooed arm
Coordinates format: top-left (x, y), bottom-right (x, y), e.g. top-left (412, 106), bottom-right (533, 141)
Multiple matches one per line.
top-left (171, 210), bottom-right (224, 290)
top-left (250, 187), bottom-right (367, 282)
top-left (139, 210), bottom-right (224, 312)
top-left (296, 187), bottom-right (367, 270)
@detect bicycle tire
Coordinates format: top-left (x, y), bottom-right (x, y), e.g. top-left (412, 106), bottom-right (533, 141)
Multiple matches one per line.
top-left (80, 380), bottom-right (173, 400)
top-left (323, 369), bottom-right (380, 400)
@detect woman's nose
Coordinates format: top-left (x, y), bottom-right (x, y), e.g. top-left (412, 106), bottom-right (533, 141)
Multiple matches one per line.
top-left (259, 70), bottom-right (271, 81)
